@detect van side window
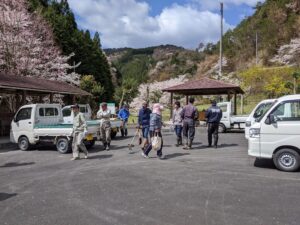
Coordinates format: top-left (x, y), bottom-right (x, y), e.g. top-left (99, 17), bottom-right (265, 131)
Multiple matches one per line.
top-left (39, 107), bottom-right (59, 117)
top-left (80, 107), bottom-right (86, 113)
top-left (16, 108), bottom-right (32, 121)
top-left (219, 105), bottom-right (227, 113)
top-left (272, 101), bottom-right (300, 121)
top-left (62, 108), bottom-right (71, 117)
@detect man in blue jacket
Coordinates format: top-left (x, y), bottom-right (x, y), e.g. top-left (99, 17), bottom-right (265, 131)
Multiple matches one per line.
top-left (118, 105), bottom-right (130, 137)
top-left (205, 100), bottom-right (223, 148)
top-left (138, 102), bottom-right (152, 150)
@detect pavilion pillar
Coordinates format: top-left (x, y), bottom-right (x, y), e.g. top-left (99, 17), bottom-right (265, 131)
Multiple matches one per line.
top-left (72, 95), bottom-right (76, 104)
top-left (50, 93), bottom-right (53, 103)
top-left (186, 95), bottom-right (189, 105)
top-left (234, 93), bottom-right (237, 115)
top-left (39, 94), bottom-right (43, 103)
top-left (240, 94), bottom-right (244, 114)
top-left (21, 91), bottom-right (26, 105)
top-left (170, 92), bottom-right (173, 119)
top-left (227, 93), bottom-right (231, 102)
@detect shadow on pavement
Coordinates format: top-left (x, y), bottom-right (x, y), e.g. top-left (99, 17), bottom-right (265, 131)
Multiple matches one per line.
top-left (88, 154), bottom-right (113, 160)
top-left (165, 153), bottom-right (190, 159)
top-left (254, 158), bottom-right (276, 169)
top-left (218, 143), bottom-right (239, 148)
top-left (0, 193), bottom-right (17, 202)
top-left (0, 162), bottom-right (35, 168)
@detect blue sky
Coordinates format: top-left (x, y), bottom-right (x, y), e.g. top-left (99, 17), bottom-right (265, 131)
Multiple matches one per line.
top-left (68, 0), bottom-right (262, 49)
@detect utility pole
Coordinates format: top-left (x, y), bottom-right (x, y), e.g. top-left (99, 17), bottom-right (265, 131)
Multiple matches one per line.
top-left (219, 2), bottom-right (223, 80)
top-left (255, 32), bottom-right (258, 65)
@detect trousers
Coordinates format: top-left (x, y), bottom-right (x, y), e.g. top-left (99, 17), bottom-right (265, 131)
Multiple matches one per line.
top-left (182, 119), bottom-right (195, 141)
top-left (101, 125), bottom-right (111, 144)
top-left (207, 122), bottom-right (219, 146)
top-left (72, 132), bottom-right (88, 158)
top-left (144, 131), bottom-right (163, 156)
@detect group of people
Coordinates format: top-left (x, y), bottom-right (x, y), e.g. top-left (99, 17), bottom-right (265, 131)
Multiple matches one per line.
top-left (69, 97), bottom-right (223, 161)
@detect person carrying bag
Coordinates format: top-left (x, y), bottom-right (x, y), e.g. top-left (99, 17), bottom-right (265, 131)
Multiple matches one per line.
top-left (141, 103), bottom-right (165, 159)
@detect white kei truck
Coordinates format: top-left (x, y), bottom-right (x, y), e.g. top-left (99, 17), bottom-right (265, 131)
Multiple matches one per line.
top-left (10, 104), bottom-right (99, 154)
top-left (217, 102), bottom-right (248, 133)
top-left (248, 94), bottom-right (300, 172)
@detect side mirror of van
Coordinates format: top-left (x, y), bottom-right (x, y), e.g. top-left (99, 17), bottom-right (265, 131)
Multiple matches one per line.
top-left (266, 114), bottom-right (277, 125)
top-left (13, 117), bottom-right (17, 123)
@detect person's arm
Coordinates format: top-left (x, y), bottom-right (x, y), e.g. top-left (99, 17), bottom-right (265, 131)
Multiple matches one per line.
top-left (218, 109), bottom-right (223, 122)
top-left (96, 110), bottom-right (102, 119)
top-left (205, 108), bottom-right (210, 119)
top-left (79, 113), bottom-right (87, 130)
top-left (180, 107), bottom-right (185, 119)
top-left (172, 110), bottom-right (175, 124)
top-left (138, 110), bottom-right (142, 126)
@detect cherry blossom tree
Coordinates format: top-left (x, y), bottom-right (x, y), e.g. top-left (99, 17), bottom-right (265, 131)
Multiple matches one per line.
top-left (0, 0), bottom-right (80, 85)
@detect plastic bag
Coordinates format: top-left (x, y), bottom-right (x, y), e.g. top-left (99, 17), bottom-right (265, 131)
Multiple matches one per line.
top-left (152, 134), bottom-right (162, 151)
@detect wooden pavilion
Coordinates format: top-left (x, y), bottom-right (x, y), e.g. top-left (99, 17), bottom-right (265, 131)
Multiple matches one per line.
top-left (162, 77), bottom-right (244, 117)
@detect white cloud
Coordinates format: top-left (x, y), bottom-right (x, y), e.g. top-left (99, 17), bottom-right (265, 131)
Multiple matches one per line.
top-left (68, 0), bottom-right (235, 49)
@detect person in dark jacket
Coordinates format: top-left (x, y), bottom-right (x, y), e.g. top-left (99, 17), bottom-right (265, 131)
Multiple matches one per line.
top-left (138, 102), bottom-right (152, 149)
top-left (205, 100), bottom-right (223, 148)
top-left (141, 103), bottom-right (164, 159)
top-left (180, 97), bottom-right (198, 150)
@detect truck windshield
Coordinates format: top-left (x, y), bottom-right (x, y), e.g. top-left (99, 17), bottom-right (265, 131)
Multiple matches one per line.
top-left (256, 101), bottom-right (277, 122)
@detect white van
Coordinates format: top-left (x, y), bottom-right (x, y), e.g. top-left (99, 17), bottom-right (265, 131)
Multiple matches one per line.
top-left (248, 95), bottom-right (300, 172)
top-left (245, 99), bottom-right (276, 139)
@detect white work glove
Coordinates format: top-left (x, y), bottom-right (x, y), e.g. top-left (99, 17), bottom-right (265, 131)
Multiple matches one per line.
top-left (83, 129), bottom-right (88, 137)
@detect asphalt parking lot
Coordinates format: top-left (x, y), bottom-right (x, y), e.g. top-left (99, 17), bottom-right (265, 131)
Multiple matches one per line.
top-left (1, 128), bottom-right (299, 225)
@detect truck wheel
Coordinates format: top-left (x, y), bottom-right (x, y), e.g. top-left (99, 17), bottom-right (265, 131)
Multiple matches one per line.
top-left (18, 136), bottom-right (31, 151)
top-left (273, 148), bottom-right (300, 172)
top-left (111, 130), bottom-right (117, 139)
top-left (218, 123), bottom-right (226, 133)
top-left (56, 137), bottom-right (71, 154)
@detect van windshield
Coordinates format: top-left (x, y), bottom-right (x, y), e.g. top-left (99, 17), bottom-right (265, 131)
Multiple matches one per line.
top-left (256, 100), bottom-right (277, 122)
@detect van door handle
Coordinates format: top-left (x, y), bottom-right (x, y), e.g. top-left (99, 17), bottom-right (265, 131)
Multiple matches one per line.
top-left (28, 122), bottom-right (32, 124)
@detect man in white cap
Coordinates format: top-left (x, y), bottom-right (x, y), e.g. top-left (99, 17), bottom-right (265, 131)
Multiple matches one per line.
top-left (70, 104), bottom-right (88, 160)
top-left (97, 102), bottom-right (112, 150)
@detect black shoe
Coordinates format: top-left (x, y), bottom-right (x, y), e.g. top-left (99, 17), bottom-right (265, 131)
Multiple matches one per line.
top-left (214, 145), bottom-right (218, 149)
top-left (103, 143), bottom-right (107, 150)
top-left (207, 145), bottom-right (212, 148)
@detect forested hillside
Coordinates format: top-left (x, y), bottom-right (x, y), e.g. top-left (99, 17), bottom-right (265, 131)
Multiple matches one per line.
top-left (28, 0), bottom-right (114, 101)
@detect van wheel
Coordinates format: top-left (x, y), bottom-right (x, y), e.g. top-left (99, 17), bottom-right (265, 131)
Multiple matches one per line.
top-left (18, 136), bottom-right (31, 151)
top-left (218, 123), bottom-right (226, 133)
top-left (56, 137), bottom-right (71, 154)
top-left (273, 148), bottom-right (300, 172)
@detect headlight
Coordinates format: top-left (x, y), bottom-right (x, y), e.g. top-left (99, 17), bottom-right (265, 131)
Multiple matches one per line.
top-left (249, 128), bottom-right (260, 138)
top-left (245, 121), bottom-right (251, 127)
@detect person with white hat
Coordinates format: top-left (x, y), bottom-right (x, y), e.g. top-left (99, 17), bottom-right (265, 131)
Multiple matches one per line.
top-left (70, 104), bottom-right (88, 160)
top-left (141, 103), bottom-right (165, 159)
top-left (97, 102), bottom-right (112, 150)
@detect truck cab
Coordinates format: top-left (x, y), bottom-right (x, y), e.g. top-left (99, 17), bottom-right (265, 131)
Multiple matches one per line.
top-left (245, 99), bottom-right (275, 139)
top-left (217, 101), bottom-right (248, 133)
top-left (248, 95), bottom-right (300, 172)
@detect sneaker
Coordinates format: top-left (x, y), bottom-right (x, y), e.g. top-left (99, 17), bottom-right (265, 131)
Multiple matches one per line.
top-left (70, 157), bottom-right (79, 161)
top-left (158, 155), bottom-right (165, 160)
top-left (141, 152), bottom-right (149, 159)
